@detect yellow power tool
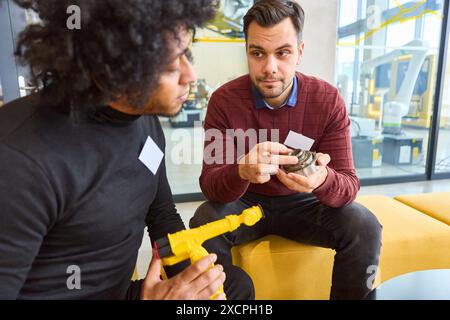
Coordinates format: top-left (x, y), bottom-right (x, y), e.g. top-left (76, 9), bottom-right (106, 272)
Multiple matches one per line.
top-left (154, 205), bottom-right (264, 300)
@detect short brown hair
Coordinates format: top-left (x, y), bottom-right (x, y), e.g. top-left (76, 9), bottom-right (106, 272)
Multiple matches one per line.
top-left (243, 0), bottom-right (305, 41)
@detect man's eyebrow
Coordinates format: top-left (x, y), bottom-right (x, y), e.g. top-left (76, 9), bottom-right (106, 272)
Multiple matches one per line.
top-left (248, 44), bottom-right (293, 51)
top-left (275, 44), bottom-right (293, 50)
top-left (169, 48), bottom-right (190, 63)
top-left (248, 44), bottom-right (265, 51)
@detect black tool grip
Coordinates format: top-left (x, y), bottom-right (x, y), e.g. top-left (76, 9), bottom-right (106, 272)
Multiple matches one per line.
top-left (155, 236), bottom-right (173, 258)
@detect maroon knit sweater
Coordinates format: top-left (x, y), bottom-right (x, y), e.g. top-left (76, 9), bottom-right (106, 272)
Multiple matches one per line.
top-left (200, 72), bottom-right (360, 208)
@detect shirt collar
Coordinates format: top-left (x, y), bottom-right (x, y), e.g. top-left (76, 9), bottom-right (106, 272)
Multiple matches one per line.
top-left (252, 76), bottom-right (298, 110)
top-left (90, 106), bottom-right (141, 126)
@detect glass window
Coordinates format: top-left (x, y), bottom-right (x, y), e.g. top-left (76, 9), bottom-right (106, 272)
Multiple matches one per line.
top-left (386, 19), bottom-right (416, 49)
top-left (360, 0), bottom-right (368, 19)
top-left (336, 0), bottom-right (445, 180)
top-left (0, 2), bottom-right (39, 105)
top-left (435, 39), bottom-right (450, 174)
top-left (12, 5), bottom-right (40, 99)
top-left (389, 0), bottom-right (410, 9)
top-left (337, 36), bottom-right (357, 107)
top-left (339, 0), bottom-right (359, 27)
top-left (423, 14), bottom-right (443, 50)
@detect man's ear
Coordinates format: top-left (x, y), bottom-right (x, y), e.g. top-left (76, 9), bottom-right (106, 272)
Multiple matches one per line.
top-left (297, 41), bottom-right (305, 65)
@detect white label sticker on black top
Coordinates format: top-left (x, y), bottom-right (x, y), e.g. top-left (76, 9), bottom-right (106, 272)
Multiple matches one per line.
top-left (139, 136), bottom-right (164, 175)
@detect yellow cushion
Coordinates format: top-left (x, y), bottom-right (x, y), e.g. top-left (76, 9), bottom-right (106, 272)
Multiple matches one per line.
top-left (357, 196), bottom-right (450, 282)
top-left (131, 267), bottom-right (139, 281)
top-left (232, 235), bottom-right (334, 300)
top-left (394, 192), bottom-right (450, 225)
top-left (232, 195), bottom-right (450, 300)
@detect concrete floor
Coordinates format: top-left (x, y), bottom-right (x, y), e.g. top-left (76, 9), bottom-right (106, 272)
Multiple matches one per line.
top-left (135, 178), bottom-right (450, 278)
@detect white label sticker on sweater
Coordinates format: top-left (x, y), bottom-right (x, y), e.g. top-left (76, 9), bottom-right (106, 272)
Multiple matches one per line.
top-left (284, 131), bottom-right (315, 151)
top-left (139, 137), bottom-right (164, 175)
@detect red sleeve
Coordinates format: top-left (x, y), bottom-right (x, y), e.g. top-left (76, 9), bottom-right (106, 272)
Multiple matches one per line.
top-left (312, 92), bottom-right (360, 208)
top-left (199, 93), bottom-right (250, 203)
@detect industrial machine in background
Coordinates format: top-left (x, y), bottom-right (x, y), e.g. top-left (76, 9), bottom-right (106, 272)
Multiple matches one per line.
top-left (350, 116), bottom-right (383, 169)
top-left (169, 79), bottom-right (212, 128)
top-left (351, 40), bottom-right (430, 167)
top-left (205, 0), bottom-right (253, 39)
top-left (361, 51), bottom-right (438, 130)
top-left (360, 40), bottom-right (429, 134)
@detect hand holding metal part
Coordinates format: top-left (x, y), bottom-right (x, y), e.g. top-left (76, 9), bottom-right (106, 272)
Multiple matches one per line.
top-left (277, 149), bottom-right (331, 194)
top-left (281, 149), bottom-right (319, 177)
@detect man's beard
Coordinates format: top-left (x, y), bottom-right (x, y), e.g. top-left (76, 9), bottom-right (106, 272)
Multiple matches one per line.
top-left (254, 76), bottom-right (290, 99)
top-left (154, 104), bottom-right (184, 118)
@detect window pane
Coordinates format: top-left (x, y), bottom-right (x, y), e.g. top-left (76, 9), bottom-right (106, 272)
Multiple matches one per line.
top-left (337, 36), bottom-right (357, 107)
top-left (389, 0), bottom-right (410, 9)
top-left (0, 2), bottom-right (40, 104)
top-left (11, 5), bottom-right (40, 99)
top-left (386, 19), bottom-right (415, 49)
top-left (435, 38), bottom-right (450, 174)
top-left (339, 0), bottom-right (359, 27)
top-left (337, 0), bottom-right (445, 180)
top-left (423, 14), bottom-right (443, 51)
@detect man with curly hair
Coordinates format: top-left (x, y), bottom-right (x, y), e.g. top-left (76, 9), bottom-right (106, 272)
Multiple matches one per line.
top-left (0, 0), bottom-right (228, 300)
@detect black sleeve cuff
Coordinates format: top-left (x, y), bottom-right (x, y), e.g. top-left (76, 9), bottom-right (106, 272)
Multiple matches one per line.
top-left (125, 279), bottom-right (144, 300)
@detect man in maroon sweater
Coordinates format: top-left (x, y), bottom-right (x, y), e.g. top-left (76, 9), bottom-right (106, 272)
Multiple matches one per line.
top-left (190, 0), bottom-right (382, 300)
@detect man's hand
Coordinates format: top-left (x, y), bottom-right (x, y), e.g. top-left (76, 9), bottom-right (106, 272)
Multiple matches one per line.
top-left (140, 254), bottom-right (226, 300)
top-left (276, 153), bottom-right (331, 193)
top-left (238, 142), bottom-right (299, 184)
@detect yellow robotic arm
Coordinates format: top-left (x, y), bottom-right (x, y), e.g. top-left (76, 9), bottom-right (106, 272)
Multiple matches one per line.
top-left (154, 205), bottom-right (264, 299)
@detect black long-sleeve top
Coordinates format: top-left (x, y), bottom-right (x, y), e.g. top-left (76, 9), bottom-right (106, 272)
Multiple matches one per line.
top-left (0, 94), bottom-right (185, 299)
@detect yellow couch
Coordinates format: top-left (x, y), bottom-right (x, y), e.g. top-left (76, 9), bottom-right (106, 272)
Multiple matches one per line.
top-left (231, 194), bottom-right (450, 300)
top-left (395, 192), bottom-right (450, 226)
top-left (132, 267), bottom-right (139, 281)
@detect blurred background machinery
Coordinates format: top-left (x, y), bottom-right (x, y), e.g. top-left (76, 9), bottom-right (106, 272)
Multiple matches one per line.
top-left (360, 47), bottom-right (438, 130)
top-left (349, 40), bottom-right (430, 167)
top-left (169, 79), bottom-right (213, 128)
top-left (205, 0), bottom-right (253, 39)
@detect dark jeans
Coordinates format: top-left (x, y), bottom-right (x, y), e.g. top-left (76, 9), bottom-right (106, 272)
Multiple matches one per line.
top-left (189, 192), bottom-right (383, 300)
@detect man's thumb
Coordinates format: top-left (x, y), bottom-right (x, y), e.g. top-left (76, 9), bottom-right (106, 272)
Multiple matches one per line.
top-left (317, 153), bottom-right (331, 166)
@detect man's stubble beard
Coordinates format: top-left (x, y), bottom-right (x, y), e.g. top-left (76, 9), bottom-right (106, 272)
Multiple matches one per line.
top-left (253, 78), bottom-right (291, 100)
top-left (153, 103), bottom-right (185, 118)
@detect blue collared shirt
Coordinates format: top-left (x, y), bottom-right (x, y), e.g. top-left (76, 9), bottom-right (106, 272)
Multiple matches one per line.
top-left (252, 76), bottom-right (298, 110)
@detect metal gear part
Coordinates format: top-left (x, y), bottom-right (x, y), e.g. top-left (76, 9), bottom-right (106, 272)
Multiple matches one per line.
top-left (282, 149), bottom-right (318, 177)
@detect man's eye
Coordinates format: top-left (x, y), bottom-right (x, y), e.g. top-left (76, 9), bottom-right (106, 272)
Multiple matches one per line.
top-left (166, 61), bottom-right (180, 73)
top-left (167, 66), bottom-right (179, 73)
top-left (278, 51), bottom-right (290, 57)
top-left (252, 51), bottom-right (263, 58)
top-left (185, 51), bottom-right (194, 63)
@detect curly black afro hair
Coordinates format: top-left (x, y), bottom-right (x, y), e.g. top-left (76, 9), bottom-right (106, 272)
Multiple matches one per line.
top-left (13, 0), bottom-right (218, 112)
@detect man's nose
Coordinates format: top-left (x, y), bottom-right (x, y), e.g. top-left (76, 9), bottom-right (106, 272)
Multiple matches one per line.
top-left (262, 55), bottom-right (278, 75)
top-left (180, 56), bottom-right (197, 85)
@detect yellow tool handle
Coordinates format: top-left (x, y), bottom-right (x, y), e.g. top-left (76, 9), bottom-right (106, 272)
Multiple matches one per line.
top-left (160, 265), bottom-right (169, 280)
top-left (190, 246), bottom-right (226, 300)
